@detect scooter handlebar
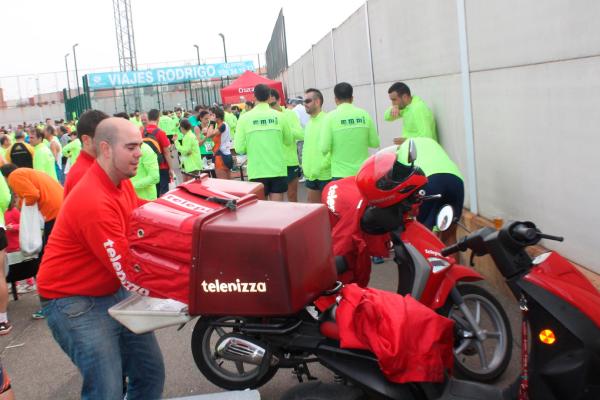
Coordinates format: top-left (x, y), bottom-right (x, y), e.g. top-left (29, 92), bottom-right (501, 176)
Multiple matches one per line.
top-left (440, 237), bottom-right (468, 257)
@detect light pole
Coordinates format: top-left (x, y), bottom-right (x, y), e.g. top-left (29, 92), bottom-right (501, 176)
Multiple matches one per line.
top-left (193, 44), bottom-right (200, 65)
top-left (218, 33), bottom-right (228, 63)
top-left (64, 53), bottom-right (71, 98)
top-left (72, 43), bottom-right (81, 97)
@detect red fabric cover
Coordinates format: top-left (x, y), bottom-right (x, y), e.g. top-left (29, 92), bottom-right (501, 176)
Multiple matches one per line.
top-left (321, 177), bottom-right (389, 287)
top-left (220, 71), bottom-right (285, 105)
top-left (336, 284), bottom-right (454, 383)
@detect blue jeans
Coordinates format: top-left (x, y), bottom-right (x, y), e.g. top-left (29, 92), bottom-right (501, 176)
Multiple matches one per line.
top-left (42, 288), bottom-right (165, 400)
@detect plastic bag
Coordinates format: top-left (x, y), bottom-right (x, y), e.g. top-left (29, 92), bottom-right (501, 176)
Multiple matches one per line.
top-left (19, 203), bottom-right (44, 256)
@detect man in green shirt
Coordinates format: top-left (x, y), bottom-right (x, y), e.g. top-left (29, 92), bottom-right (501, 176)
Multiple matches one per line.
top-left (62, 131), bottom-right (81, 172)
top-left (234, 84), bottom-right (292, 201)
top-left (320, 82), bottom-right (380, 179)
top-left (223, 104), bottom-right (238, 139)
top-left (29, 130), bottom-right (58, 181)
top-left (269, 89), bottom-right (304, 202)
top-left (397, 137), bottom-right (463, 241)
top-left (385, 82), bottom-right (438, 143)
top-left (301, 88), bottom-right (331, 203)
top-left (131, 142), bottom-right (159, 200)
top-left (175, 118), bottom-right (202, 177)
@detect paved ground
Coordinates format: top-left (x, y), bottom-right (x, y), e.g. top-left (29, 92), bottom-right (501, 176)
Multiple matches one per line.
top-left (0, 185), bottom-right (522, 399)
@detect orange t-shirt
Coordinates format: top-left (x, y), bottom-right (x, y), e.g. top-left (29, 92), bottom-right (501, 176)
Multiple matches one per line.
top-left (7, 168), bottom-right (63, 221)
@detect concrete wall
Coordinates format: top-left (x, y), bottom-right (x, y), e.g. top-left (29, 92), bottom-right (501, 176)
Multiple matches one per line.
top-left (0, 104), bottom-right (65, 126)
top-left (277, 0), bottom-right (600, 274)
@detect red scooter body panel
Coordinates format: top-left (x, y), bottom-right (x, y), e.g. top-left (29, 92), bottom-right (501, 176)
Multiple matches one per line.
top-left (401, 219), bottom-right (482, 308)
top-left (524, 252), bottom-right (600, 328)
top-left (189, 201), bottom-right (336, 316)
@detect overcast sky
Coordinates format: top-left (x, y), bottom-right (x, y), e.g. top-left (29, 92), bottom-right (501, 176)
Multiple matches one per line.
top-left (1, 0), bottom-right (366, 100)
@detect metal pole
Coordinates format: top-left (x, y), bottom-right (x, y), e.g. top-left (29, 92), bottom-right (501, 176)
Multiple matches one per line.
top-left (218, 33), bottom-right (228, 63)
top-left (456, 0), bottom-right (479, 214)
top-left (194, 44), bottom-right (200, 65)
top-left (73, 43), bottom-right (81, 97)
top-left (364, 1), bottom-right (380, 134)
top-left (65, 53), bottom-right (71, 98)
top-left (330, 29), bottom-right (337, 83)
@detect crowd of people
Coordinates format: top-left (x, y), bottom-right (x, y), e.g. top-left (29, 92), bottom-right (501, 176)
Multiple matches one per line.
top-left (0, 80), bottom-right (465, 399)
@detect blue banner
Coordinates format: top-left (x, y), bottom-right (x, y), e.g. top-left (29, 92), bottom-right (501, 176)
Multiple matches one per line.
top-left (87, 61), bottom-right (254, 90)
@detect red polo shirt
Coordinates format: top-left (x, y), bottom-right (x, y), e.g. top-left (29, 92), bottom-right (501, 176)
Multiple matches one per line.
top-left (63, 150), bottom-right (95, 197)
top-left (37, 162), bottom-right (148, 299)
top-left (142, 124), bottom-right (170, 170)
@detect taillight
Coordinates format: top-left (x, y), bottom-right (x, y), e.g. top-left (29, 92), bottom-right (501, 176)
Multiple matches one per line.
top-left (539, 329), bottom-right (556, 345)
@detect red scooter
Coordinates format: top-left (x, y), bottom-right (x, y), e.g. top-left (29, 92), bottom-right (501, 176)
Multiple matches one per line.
top-left (326, 161), bottom-right (511, 381)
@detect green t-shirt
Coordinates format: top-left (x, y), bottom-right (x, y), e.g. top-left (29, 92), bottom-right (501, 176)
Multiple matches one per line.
top-left (384, 96), bottom-right (438, 142)
top-left (0, 175), bottom-right (11, 226)
top-left (131, 117), bottom-right (144, 128)
top-left (302, 111), bottom-right (331, 181)
top-left (320, 103), bottom-right (380, 178)
top-left (281, 108), bottom-right (304, 167)
top-left (159, 116), bottom-right (176, 137)
top-left (62, 138), bottom-right (82, 166)
top-left (131, 143), bottom-right (159, 200)
top-left (396, 137), bottom-right (463, 179)
top-left (224, 111), bottom-right (238, 139)
top-left (175, 131), bottom-right (203, 173)
top-left (234, 102), bottom-right (292, 180)
top-left (33, 143), bottom-right (58, 181)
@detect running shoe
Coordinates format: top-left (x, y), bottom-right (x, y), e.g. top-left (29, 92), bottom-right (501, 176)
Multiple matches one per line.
top-left (0, 321), bottom-right (12, 335)
top-left (32, 310), bottom-right (45, 320)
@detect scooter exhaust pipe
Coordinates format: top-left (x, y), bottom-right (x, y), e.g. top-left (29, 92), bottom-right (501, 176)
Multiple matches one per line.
top-left (216, 336), bottom-right (274, 366)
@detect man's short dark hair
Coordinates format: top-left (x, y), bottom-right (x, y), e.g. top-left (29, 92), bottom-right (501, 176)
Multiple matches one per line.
top-left (213, 108), bottom-right (225, 121)
top-left (199, 110), bottom-right (210, 119)
top-left (388, 82), bottom-right (411, 97)
top-left (305, 88), bottom-right (324, 105)
top-left (77, 109), bottom-right (109, 139)
top-left (148, 109), bottom-right (160, 121)
top-left (179, 118), bottom-right (192, 131)
top-left (114, 112), bottom-right (130, 120)
top-left (254, 84), bottom-right (271, 102)
top-left (269, 88), bottom-right (280, 100)
top-left (0, 163), bottom-right (18, 178)
top-left (334, 82), bottom-right (353, 100)
top-left (15, 131), bottom-right (25, 140)
top-left (45, 125), bottom-right (55, 136)
top-left (34, 129), bottom-right (45, 140)
top-left (194, 105), bottom-right (202, 113)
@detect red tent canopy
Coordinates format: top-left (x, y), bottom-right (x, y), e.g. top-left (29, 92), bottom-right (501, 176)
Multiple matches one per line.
top-left (220, 71), bottom-right (285, 105)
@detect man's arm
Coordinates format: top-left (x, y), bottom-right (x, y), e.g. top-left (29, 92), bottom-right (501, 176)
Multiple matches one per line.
top-left (384, 105), bottom-right (403, 122)
top-left (280, 117), bottom-right (292, 147)
top-left (81, 206), bottom-right (151, 295)
top-left (320, 114), bottom-right (333, 155)
top-left (287, 111), bottom-right (304, 141)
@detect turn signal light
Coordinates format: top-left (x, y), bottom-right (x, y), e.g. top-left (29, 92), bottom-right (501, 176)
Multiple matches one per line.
top-left (539, 329), bottom-right (556, 345)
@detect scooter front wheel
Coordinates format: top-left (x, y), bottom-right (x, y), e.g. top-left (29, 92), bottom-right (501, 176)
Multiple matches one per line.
top-left (191, 316), bottom-right (279, 390)
top-left (441, 284), bottom-right (512, 382)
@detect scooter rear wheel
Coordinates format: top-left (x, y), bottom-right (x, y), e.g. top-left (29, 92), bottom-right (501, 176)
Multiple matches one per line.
top-left (441, 284), bottom-right (512, 382)
top-left (191, 316), bottom-right (279, 390)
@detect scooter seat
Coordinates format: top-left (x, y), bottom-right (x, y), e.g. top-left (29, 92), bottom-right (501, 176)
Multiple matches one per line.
top-left (319, 304), bottom-right (340, 340)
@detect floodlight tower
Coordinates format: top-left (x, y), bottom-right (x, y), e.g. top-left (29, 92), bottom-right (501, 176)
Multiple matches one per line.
top-left (112, 0), bottom-right (140, 111)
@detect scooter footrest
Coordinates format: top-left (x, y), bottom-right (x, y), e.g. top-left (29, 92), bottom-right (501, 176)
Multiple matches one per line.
top-left (438, 378), bottom-right (506, 400)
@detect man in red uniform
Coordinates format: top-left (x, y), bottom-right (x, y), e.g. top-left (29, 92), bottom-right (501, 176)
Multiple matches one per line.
top-left (37, 117), bottom-right (165, 399)
top-left (145, 109), bottom-right (174, 196)
top-left (63, 109), bottom-right (109, 196)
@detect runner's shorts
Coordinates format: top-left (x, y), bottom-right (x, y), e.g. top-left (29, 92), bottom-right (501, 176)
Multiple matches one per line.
top-left (305, 179), bottom-right (331, 191)
top-left (286, 166), bottom-right (301, 183)
top-left (250, 176), bottom-right (288, 196)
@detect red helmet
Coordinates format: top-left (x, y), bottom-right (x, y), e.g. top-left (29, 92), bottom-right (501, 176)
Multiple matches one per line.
top-left (356, 148), bottom-right (427, 208)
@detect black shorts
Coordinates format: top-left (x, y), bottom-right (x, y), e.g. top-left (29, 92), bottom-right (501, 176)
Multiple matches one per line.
top-left (251, 176), bottom-right (288, 196)
top-left (286, 166), bottom-right (301, 183)
top-left (305, 179), bottom-right (331, 191)
top-left (417, 173), bottom-right (464, 229)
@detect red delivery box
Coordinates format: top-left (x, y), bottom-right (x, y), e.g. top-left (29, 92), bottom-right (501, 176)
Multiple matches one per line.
top-left (189, 200), bottom-right (336, 316)
top-left (128, 176), bottom-right (262, 304)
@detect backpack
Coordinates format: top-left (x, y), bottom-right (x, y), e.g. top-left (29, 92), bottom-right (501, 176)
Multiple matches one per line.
top-left (10, 143), bottom-right (33, 168)
top-left (143, 128), bottom-right (165, 163)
